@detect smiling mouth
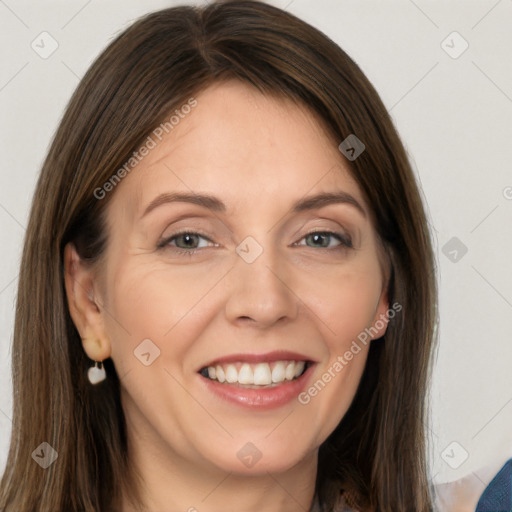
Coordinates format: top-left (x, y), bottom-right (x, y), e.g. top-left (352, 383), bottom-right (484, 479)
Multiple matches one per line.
top-left (199, 360), bottom-right (312, 388)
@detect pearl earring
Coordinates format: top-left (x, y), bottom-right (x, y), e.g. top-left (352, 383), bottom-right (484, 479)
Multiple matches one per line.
top-left (87, 360), bottom-right (106, 385)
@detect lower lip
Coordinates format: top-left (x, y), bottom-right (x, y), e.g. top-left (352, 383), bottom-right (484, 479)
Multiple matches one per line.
top-left (198, 364), bottom-right (315, 410)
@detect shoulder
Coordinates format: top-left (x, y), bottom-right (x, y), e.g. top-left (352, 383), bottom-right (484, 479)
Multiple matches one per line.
top-left (434, 458), bottom-right (512, 512)
top-left (474, 458), bottom-right (512, 511)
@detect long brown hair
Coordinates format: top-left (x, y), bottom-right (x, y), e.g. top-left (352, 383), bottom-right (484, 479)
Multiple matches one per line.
top-left (0, 1), bottom-right (437, 511)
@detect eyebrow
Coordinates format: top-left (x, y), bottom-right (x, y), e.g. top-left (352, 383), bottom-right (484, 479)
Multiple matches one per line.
top-left (141, 191), bottom-right (366, 219)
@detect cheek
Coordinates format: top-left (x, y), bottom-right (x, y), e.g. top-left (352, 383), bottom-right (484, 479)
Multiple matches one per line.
top-left (290, 259), bottom-right (381, 417)
top-left (103, 257), bottom-right (225, 369)
top-left (298, 272), bottom-right (378, 435)
top-left (299, 260), bottom-right (383, 346)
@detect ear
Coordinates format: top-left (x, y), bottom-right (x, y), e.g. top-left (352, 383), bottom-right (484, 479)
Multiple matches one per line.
top-left (369, 286), bottom-right (390, 340)
top-left (63, 242), bottom-right (111, 362)
top-left (368, 242), bottom-right (393, 340)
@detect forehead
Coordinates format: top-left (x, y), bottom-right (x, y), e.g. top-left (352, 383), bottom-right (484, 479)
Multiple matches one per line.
top-left (108, 80), bottom-right (365, 220)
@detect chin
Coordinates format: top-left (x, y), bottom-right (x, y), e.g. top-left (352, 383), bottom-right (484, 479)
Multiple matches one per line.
top-left (206, 440), bottom-right (313, 476)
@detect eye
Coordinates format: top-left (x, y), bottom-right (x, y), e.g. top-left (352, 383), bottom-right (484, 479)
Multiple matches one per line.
top-left (157, 229), bottom-right (353, 256)
top-left (157, 230), bottom-right (216, 254)
top-left (296, 230), bottom-right (353, 250)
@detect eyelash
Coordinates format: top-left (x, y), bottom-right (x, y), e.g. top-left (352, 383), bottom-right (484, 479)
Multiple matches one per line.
top-left (157, 229), bottom-right (353, 256)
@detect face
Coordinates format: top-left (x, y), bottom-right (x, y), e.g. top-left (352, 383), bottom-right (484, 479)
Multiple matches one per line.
top-left (69, 80), bottom-right (389, 478)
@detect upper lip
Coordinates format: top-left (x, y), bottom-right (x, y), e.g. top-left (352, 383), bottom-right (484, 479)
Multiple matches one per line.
top-left (198, 350), bottom-right (316, 371)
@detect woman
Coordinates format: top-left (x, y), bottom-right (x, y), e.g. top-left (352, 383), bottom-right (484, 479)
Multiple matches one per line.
top-left (0, 1), bottom-right (437, 511)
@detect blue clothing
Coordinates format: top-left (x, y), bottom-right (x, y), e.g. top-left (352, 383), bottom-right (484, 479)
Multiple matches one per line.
top-left (476, 459), bottom-right (512, 512)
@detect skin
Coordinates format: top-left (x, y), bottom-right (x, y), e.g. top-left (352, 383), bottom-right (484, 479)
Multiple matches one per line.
top-left (65, 80), bottom-right (390, 512)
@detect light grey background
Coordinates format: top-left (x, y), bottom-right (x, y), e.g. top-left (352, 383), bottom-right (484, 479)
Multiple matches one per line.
top-left (1, 0), bottom-right (511, 489)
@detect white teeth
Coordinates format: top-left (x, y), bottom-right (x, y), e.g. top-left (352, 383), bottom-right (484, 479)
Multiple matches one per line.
top-left (253, 363), bottom-right (272, 385)
top-left (271, 362), bottom-right (286, 383)
top-left (215, 365), bottom-right (225, 383)
top-left (294, 361), bottom-right (305, 378)
top-left (203, 360), bottom-right (308, 386)
top-left (285, 362), bottom-right (296, 380)
top-left (238, 363), bottom-right (253, 384)
top-left (225, 364), bottom-right (238, 383)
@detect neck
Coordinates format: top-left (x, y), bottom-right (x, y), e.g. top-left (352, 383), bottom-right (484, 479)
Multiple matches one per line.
top-left (118, 418), bottom-right (318, 512)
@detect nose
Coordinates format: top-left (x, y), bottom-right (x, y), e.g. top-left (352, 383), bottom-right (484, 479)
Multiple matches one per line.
top-left (224, 241), bottom-right (299, 329)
